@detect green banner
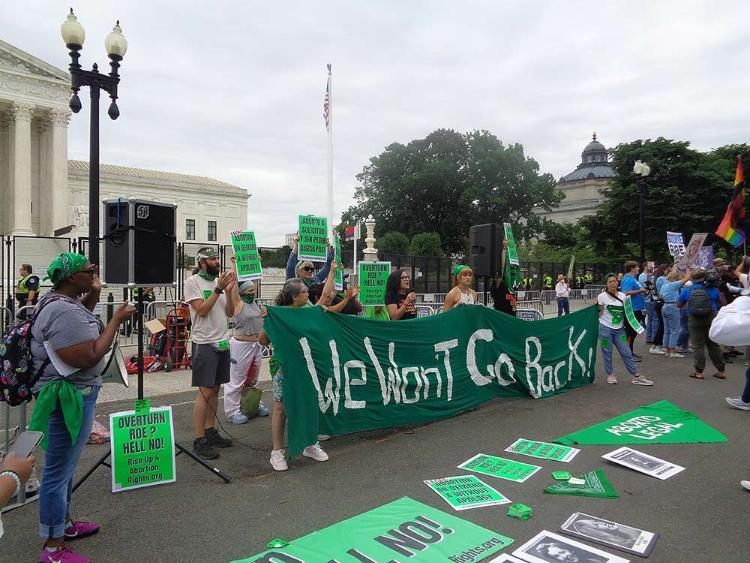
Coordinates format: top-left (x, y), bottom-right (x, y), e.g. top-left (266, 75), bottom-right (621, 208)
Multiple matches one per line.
top-left (233, 497), bottom-right (514, 562)
top-left (503, 223), bottom-right (519, 266)
top-left (458, 453), bottom-right (541, 483)
top-left (624, 296), bottom-right (644, 333)
top-left (231, 231), bottom-right (263, 282)
top-left (543, 470), bottom-right (619, 498)
top-left (424, 475), bottom-right (511, 511)
top-left (265, 305), bottom-right (598, 458)
top-left (504, 438), bottom-right (579, 462)
top-left (298, 215), bottom-right (328, 262)
top-left (358, 261), bottom-right (391, 307)
top-left (109, 406), bottom-right (176, 493)
top-left (334, 238), bottom-right (343, 291)
top-left (555, 400), bottom-right (728, 445)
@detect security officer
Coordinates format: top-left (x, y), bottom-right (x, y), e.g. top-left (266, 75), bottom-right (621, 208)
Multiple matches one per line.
top-left (15, 263), bottom-right (40, 319)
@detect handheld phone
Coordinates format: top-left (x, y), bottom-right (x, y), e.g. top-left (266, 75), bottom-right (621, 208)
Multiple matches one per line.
top-left (8, 431), bottom-right (44, 458)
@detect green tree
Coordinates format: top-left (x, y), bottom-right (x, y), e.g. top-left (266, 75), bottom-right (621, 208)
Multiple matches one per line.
top-left (409, 232), bottom-right (443, 257)
top-left (379, 231), bottom-right (410, 255)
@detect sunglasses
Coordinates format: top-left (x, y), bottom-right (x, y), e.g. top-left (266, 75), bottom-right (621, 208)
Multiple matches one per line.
top-left (400, 276), bottom-right (409, 280)
top-left (77, 267), bottom-right (96, 277)
top-left (302, 267), bottom-right (315, 272)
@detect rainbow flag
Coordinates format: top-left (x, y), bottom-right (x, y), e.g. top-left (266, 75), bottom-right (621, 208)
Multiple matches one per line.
top-left (715, 157), bottom-right (746, 247)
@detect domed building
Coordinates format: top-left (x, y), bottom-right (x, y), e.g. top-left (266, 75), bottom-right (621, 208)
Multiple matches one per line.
top-left (541, 133), bottom-right (615, 224)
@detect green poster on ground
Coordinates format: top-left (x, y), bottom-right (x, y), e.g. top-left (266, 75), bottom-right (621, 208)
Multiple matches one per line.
top-left (555, 400), bottom-right (728, 445)
top-left (503, 223), bottom-right (519, 266)
top-left (109, 405), bottom-right (176, 493)
top-left (231, 231), bottom-right (263, 282)
top-left (543, 470), bottom-right (619, 498)
top-left (504, 438), bottom-right (579, 462)
top-left (358, 261), bottom-right (391, 306)
top-left (424, 475), bottom-right (511, 511)
top-left (264, 305), bottom-right (599, 458)
top-left (232, 497), bottom-right (514, 562)
top-left (458, 453), bottom-right (542, 483)
top-left (334, 237), bottom-right (343, 291)
top-left (298, 215), bottom-right (328, 262)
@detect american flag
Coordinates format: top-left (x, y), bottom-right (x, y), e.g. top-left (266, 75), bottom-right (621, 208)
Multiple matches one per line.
top-left (323, 64), bottom-right (331, 130)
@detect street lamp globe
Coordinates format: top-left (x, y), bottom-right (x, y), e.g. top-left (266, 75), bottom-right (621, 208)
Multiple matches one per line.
top-left (633, 160), bottom-right (651, 177)
top-left (61, 8), bottom-right (85, 48)
top-left (105, 21), bottom-right (128, 59)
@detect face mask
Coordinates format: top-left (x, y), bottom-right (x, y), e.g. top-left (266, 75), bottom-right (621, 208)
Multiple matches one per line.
top-left (241, 293), bottom-right (255, 305)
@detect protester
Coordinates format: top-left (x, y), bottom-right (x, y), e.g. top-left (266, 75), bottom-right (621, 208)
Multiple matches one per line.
top-left (183, 247), bottom-right (236, 460)
top-left (490, 240), bottom-right (517, 316)
top-left (385, 270), bottom-right (417, 320)
top-left (678, 268), bottom-right (725, 380)
top-left (651, 263), bottom-right (669, 352)
top-left (329, 284), bottom-right (363, 315)
top-left (16, 263), bottom-right (40, 318)
top-left (364, 305), bottom-right (391, 320)
top-left (659, 268), bottom-right (691, 357)
top-left (597, 273), bottom-right (653, 386)
top-left (224, 275), bottom-right (269, 425)
top-left (555, 274), bottom-right (570, 316)
top-left (443, 265), bottom-right (477, 311)
top-left (0, 452), bottom-right (36, 539)
top-left (259, 269), bottom-right (337, 471)
top-left (285, 233), bottom-right (333, 287)
top-left (639, 261), bottom-right (662, 354)
top-left (27, 252), bottom-right (135, 562)
top-left (620, 261), bottom-right (647, 360)
top-left (616, 272), bottom-right (624, 289)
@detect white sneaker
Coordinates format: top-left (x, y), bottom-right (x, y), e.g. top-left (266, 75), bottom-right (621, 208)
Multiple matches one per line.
top-left (303, 442), bottom-right (329, 462)
top-left (270, 449), bottom-right (288, 471)
top-left (649, 346), bottom-right (666, 355)
top-left (667, 352), bottom-right (685, 358)
top-left (317, 434), bottom-right (331, 442)
top-left (742, 480), bottom-right (750, 491)
top-left (725, 397), bottom-right (750, 411)
top-left (632, 375), bottom-right (654, 386)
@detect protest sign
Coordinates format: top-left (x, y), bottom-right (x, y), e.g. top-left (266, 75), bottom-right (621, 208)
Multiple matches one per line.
top-left (513, 531), bottom-right (628, 563)
top-left (264, 305), bottom-right (599, 457)
top-left (231, 231), bottom-right (262, 282)
top-left (458, 453), bottom-right (542, 483)
top-left (298, 215), bottom-right (329, 262)
top-left (110, 405), bottom-right (176, 493)
top-left (666, 231), bottom-right (685, 257)
top-left (358, 261), bottom-right (390, 306)
top-left (543, 470), bottom-right (619, 498)
top-left (678, 232), bottom-right (707, 271)
top-left (233, 497), bottom-right (514, 562)
top-left (692, 246), bottom-right (714, 270)
top-left (503, 223), bottom-right (519, 266)
top-left (602, 447), bottom-right (685, 480)
top-left (555, 400), bottom-right (727, 445)
top-left (424, 475), bottom-right (511, 510)
top-left (624, 296), bottom-right (644, 333)
top-left (561, 512), bottom-right (659, 557)
top-left (504, 438), bottom-right (579, 462)
top-left (334, 238), bottom-right (344, 291)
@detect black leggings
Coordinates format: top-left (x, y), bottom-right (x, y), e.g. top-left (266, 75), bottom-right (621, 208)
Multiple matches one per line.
top-left (742, 368), bottom-right (750, 403)
top-left (625, 310), bottom-right (646, 352)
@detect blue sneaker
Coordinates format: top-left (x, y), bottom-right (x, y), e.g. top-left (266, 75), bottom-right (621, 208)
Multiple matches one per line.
top-left (256, 402), bottom-right (270, 417)
top-left (228, 413), bottom-right (248, 425)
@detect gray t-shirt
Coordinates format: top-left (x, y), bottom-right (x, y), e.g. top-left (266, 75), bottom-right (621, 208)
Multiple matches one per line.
top-left (31, 294), bottom-right (105, 390)
top-left (233, 301), bottom-right (263, 336)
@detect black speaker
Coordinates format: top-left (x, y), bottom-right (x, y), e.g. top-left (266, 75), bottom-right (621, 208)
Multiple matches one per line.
top-left (103, 198), bottom-right (177, 286)
top-left (469, 223), bottom-right (501, 277)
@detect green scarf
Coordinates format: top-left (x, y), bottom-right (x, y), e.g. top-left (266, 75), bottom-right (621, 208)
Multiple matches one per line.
top-left (198, 269), bottom-right (218, 282)
top-left (29, 380), bottom-right (83, 450)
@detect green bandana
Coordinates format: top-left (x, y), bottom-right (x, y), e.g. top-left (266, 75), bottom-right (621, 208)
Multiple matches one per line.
top-left (198, 270), bottom-right (218, 282)
top-left (241, 293), bottom-right (255, 305)
top-left (45, 252), bottom-right (89, 288)
top-left (453, 264), bottom-right (471, 277)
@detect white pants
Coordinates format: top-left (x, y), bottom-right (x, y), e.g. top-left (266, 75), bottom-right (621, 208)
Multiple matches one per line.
top-left (224, 338), bottom-right (263, 418)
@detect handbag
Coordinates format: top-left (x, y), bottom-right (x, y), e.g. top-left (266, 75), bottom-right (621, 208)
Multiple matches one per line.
top-left (240, 385), bottom-right (262, 418)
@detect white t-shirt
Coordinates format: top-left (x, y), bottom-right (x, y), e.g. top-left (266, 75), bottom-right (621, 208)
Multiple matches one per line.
top-left (184, 274), bottom-right (230, 344)
top-left (598, 291), bottom-right (626, 329)
top-left (555, 281), bottom-right (570, 298)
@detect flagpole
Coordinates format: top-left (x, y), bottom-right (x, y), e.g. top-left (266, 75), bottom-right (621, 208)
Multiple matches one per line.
top-left (326, 64), bottom-right (334, 244)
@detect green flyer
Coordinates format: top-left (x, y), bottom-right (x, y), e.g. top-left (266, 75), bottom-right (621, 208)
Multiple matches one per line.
top-left (298, 215), bottom-right (329, 262)
top-left (231, 230), bottom-right (262, 282)
top-left (503, 223), bottom-right (519, 266)
top-left (109, 405), bottom-right (176, 493)
top-left (543, 470), bottom-right (619, 498)
top-left (358, 261), bottom-right (391, 306)
top-left (334, 237), bottom-right (343, 291)
top-left (504, 438), bottom-right (580, 463)
top-left (424, 475), bottom-right (511, 511)
top-left (458, 453), bottom-right (541, 483)
top-left (232, 497), bottom-right (514, 562)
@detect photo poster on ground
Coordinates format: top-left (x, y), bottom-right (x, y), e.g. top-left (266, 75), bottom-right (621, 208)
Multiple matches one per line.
top-left (109, 405), bottom-right (176, 493)
top-left (423, 475), bottom-right (511, 511)
top-left (298, 215), bottom-right (329, 262)
top-left (560, 512), bottom-right (659, 557)
top-left (678, 232), bottom-right (707, 271)
top-left (334, 237), bottom-right (343, 291)
top-left (601, 446), bottom-right (685, 480)
top-left (513, 530), bottom-right (629, 563)
top-left (503, 222), bottom-right (520, 266)
top-left (230, 230), bottom-right (262, 282)
top-left (666, 231), bottom-right (685, 257)
top-left (358, 261), bottom-right (391, 306)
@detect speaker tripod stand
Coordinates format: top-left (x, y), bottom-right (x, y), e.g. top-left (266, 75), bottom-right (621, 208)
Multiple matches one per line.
top-left (74, 290), bottom-right (230, 493)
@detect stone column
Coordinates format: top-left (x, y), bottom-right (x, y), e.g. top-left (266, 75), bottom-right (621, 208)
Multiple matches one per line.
top-left (9, 102), bottom-right (34, 235)
top-left (48, 109), bottom-right (71, 234)
top-left (0, 113), bottom-right (10, 235)
top-left (36, 117), bottom-right (50, 235)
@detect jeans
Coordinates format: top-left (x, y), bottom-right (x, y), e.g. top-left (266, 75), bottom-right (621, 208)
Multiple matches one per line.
top-left (688, 314), bottom-right (725, 373)
top-left (677, 307), bottom-right (690, 348)
top-left (557, 297), bottom-right (569, 316)
top-left (599, 323), bottom-right (638, 376)
top-left (661, 303), bottom-right (680, 349)
top-left (645, 300), bottom-right (659, 342)
top-left (39, 385), bottom-right (99, 539)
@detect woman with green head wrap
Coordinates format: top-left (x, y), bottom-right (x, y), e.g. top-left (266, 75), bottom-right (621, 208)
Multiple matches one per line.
top-left (443, 264), bottom-right (478, 312)
top-left (28, 252), bottom-right (135, 560)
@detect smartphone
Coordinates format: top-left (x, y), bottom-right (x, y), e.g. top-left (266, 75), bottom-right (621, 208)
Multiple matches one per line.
top-left (8, 431), bottom-right (43, 458)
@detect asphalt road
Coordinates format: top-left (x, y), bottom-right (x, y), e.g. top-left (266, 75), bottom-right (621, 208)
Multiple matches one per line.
top-left (2, 339), bottom-right (748, 563)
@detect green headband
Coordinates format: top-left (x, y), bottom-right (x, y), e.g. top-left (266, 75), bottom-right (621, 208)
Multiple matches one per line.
top-left (45, 252), bottom-right (89, 288)
top-left (453, 264), bottom-right (472, 277)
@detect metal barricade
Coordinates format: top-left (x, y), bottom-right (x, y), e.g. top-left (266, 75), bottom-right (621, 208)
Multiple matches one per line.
top-left (516, 308), bottom-right (544, 321)
top-left (145, 300), bottom-right (188, 321)
top-left (517, 300), bottom-right (544, 315)
top-left (416, 305), bottom-right (438, 318)
top-left (0, 306), bottom-right (11, 334)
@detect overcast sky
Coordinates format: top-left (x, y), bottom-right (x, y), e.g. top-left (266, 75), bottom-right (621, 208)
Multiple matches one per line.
top-left (5, 1), bottom-right (749, 245)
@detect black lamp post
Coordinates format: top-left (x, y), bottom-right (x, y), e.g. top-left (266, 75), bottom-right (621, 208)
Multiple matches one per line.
top-left (61, 9), bottom-right (127, 266)
top-left (633, 160), bottom-right (651, 267)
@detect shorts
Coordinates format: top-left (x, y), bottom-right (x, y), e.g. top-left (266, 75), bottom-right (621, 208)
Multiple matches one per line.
top-left (191, 342), bottom-right (230, 387)
top-left (272, 370), bottom-right (284, 402)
